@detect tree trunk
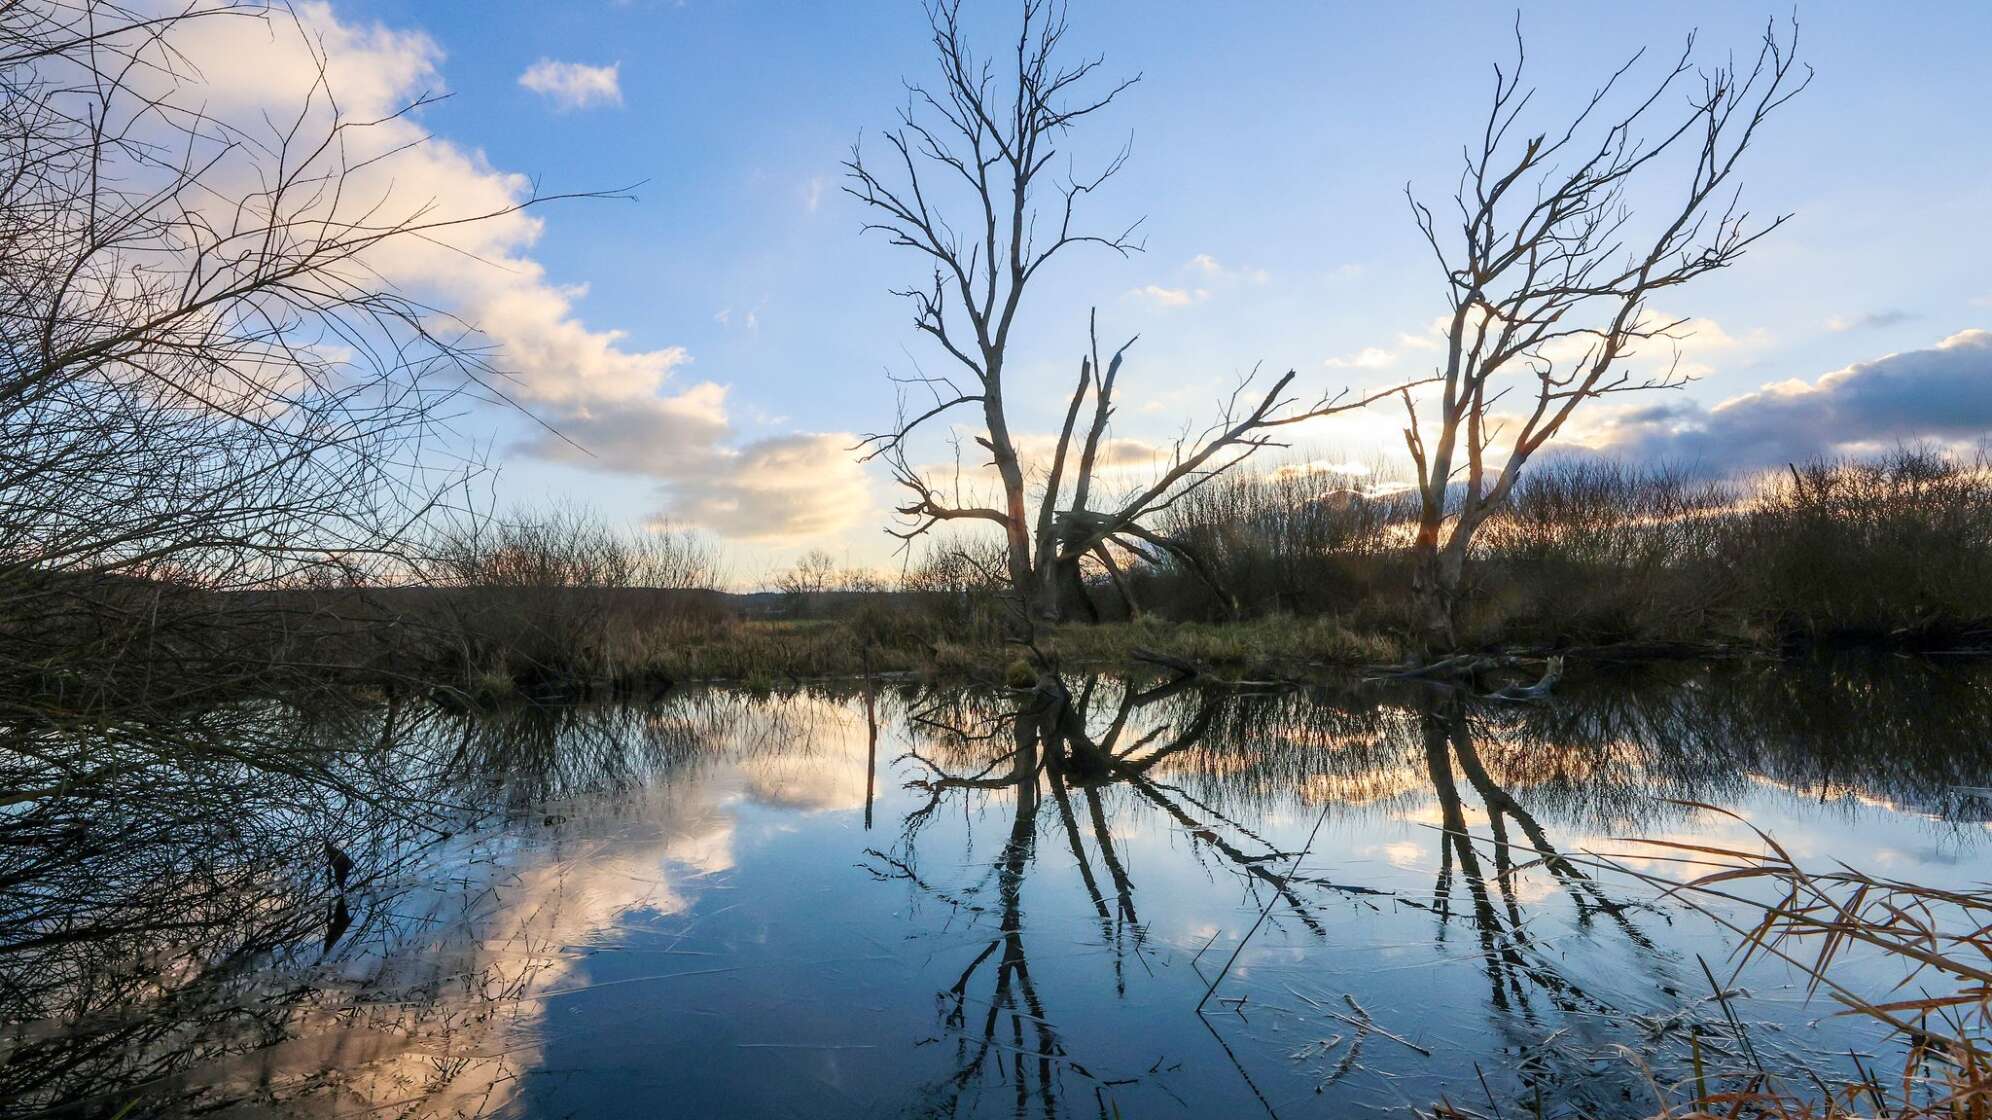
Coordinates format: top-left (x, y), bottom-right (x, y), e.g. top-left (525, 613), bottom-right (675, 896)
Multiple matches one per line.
top-left (1032, 554), bottom-right (1095, 624)
top-left (1058, 556), bottom-right (1096, 622)
top-left (981, 381), bottom-right (1037, 637)
top-left (1409, 530), bottom-right (1463, 654)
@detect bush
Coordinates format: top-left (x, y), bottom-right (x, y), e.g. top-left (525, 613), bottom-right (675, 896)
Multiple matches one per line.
top-left (418, 506), bottom-right (724, 693)
top-left (1728, 448), bottom-right (1992, 643)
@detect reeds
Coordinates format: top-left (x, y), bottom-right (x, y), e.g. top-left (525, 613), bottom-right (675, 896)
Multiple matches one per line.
top-left (1609, 806), bottom-right (1992, 1118)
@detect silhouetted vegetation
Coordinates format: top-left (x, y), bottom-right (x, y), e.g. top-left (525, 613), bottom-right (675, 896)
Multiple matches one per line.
top-left (355, 448), bottom-right (1992, 695)
top-left (411, 506), bottom-right (725, 699)
top-left (1115, 448), bottom-right (1992, 658)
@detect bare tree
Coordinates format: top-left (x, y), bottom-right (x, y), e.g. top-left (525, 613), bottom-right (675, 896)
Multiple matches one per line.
top-left (1025, 313), bottom-right (1413, 623)
top-left (0, 1), bottom-right (599, 708)
top-left (1399, 18), bottom-right (1808, 650)
top-left (845, 0), bottom-right (1139, 625)
top-left (850, 2), bottom-right (1413, 630)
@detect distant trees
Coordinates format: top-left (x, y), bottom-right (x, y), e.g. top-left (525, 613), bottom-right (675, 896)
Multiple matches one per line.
top-left (850, 1), bottom-right (1406, 632)
top-left (774, 549), bottom-right (843, 600)
top-left (1396, 20), bottom-right (1807, 650)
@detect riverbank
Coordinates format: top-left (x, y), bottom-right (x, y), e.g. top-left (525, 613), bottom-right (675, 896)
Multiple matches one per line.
top-left (427, 608), bottom-right (1992, 706)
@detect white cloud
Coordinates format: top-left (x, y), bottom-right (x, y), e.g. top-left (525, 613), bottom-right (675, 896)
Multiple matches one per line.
top-left (1128, 284), bottom-right (1207, 309)
top-left (518, 58), bottom-right (623, 110)
top-left (1324, 346), bottom-right (1396, 370)
top-left (664, 434), bottom-right (871, 541)
top-left (1128, 256), bottom-right (1263, 311)
top-left (148, 4), bottom-right (864, 542)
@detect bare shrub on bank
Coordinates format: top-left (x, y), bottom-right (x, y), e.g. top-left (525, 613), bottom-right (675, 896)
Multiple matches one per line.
top-left (422, 507), bottom-right (723, 692)
top-left (1731, 448), bottom-right (1992, 642)
top-left (900, 539), bottom-right (1012, 636)
top-left (1148, 463), bottom-right (1418, 620)
top-left (1472, 460), bottom-right (1737, 645)
top-left (1114, 448), bottom-right (1992, 651)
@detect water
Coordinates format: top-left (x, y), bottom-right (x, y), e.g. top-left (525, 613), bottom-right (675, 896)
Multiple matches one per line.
top-left (5, 659), bottom-right (1991, 1118)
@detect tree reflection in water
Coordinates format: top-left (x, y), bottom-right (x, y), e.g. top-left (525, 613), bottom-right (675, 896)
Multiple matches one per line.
top-left (868, 672), bottom-right (1319, 1115)
top-left (5, 659), bottom-right (1992, 1117)
top-left (863, 661), bottom-right (1992, 1117)
top-left (866, 672), bottom-right (1660, 1116)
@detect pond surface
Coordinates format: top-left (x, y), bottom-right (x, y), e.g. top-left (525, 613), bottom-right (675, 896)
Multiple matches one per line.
top-left (6, 660), bottom-right (1992, 1118)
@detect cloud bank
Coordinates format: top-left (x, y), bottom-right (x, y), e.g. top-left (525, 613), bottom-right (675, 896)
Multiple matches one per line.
top-left (1571, 329), bottom-right (1992, 471)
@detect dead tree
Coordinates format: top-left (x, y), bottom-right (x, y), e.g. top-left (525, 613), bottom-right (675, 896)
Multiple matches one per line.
top-left (845, 0), bottom-right (1139, 629)
top-left (1399, 18), bottom-right (1808, 651)
top-left (850, 3), bottom-right (1416, 629)
top-left (1030, 312), bottom-right (1416, 623)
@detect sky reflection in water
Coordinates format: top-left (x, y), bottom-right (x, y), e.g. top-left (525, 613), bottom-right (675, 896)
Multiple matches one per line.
top-left (7, 661), bottom-right (1992, 1118)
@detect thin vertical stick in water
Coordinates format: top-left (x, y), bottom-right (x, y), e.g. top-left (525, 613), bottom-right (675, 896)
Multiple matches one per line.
top-left (863, 680), bottom-right (878, 831)
top-left (1196, 799), bottom-right (1333, 1015)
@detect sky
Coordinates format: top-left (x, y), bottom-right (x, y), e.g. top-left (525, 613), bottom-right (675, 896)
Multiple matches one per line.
top-left (182, 1), bottom-right (1992, 582)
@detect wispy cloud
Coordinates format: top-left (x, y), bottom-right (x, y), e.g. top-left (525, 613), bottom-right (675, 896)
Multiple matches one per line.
top-left (1826, 309), bottom-right (1919, 332)
top-left (1128, 284), bottom-right (1207, 309)
top-left (518, 59), bottom-right (623, 110)
top-left (1187, 253), bottom-right (1269, 285)
top-left (1323, 346), bottom-right (1396, 370)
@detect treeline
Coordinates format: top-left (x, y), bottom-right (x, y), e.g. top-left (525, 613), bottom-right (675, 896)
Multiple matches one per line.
top-left (402, 447), bottom-right (1992, 696)
top-left (13, 449), bottom-right (1990, 715)
top-left (808, 447), bottom-right (1992, 658)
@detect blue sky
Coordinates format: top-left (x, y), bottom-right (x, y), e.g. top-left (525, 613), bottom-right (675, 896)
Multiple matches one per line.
top-left (270, 1), bottom-right (1989, 579)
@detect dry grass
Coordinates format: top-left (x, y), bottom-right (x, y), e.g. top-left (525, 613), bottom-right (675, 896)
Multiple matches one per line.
top-left (470, 612), bottom-right (1409, 693)
top-left (1043, 613), bottom-right (1404, 674)
top-left (1608, 806), bottom-right (1992, 1118)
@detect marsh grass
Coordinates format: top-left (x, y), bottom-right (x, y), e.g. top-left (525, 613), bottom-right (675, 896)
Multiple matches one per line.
top-left (1606, 806), bottom-right (1992, 1118)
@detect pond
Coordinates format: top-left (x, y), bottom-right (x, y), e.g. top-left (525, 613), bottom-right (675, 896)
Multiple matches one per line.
top-left (5, 659), bottom-right (1991, 1118)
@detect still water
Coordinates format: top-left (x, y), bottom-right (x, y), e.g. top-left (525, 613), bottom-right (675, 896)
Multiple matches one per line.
top-left (5, 660), bottom-right (1991, 1118)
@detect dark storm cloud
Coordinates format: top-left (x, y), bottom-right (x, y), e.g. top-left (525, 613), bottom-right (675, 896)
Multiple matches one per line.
top-left (1579, 329), bottom-right (1992, 471)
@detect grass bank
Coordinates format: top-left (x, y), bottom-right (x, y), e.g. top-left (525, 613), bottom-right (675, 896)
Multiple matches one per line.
top-left (418, 611), bottom-right (1412, 701)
